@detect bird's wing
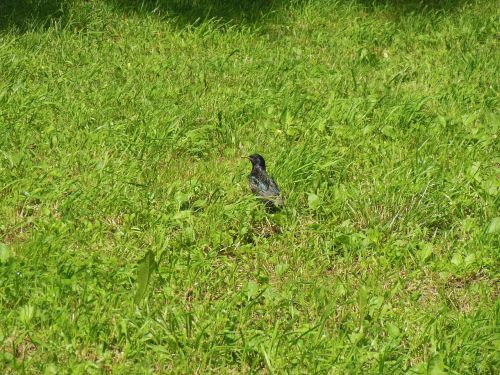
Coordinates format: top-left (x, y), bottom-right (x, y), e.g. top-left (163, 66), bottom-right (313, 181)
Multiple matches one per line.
top-left (265, 176), bottom-right (280, 196)
top-left (248, 175), bottom-right (266, 195)
top-left (249, 174), bottom-right (280, 198)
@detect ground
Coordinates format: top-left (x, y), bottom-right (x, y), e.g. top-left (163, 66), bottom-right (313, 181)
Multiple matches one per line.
top-left (0, 0), bottom-right (498, 373)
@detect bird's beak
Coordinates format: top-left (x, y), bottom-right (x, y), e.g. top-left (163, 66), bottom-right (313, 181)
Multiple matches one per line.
top-left (241, 156), bottom-right (249, 160)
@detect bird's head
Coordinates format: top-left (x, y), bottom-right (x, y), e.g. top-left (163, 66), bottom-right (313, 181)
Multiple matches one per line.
top-left (247, 154), bottom-right (266, 170)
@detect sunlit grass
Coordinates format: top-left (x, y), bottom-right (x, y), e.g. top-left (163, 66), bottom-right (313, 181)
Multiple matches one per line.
top-left (0, 0), bottom-right (498, 373)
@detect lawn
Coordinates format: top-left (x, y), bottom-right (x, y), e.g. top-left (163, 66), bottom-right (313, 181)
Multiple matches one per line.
top-left (0, 0), bottom-right (498, 373)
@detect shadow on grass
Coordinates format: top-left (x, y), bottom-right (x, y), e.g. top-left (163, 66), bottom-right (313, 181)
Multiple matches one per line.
top-left (0, 0), bottom-right (469, 33)
top-left (355, 0), bottom-right (469, 14)
top-left (0, 0), bottom-right (67, 32)
top-left (1, 0), bottom-right (293, 32)
top-left (116, 0), bottom-right (301, 24)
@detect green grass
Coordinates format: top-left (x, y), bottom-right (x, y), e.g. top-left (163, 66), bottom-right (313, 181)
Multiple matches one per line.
top-left (0, 0), bottom-right (499, 373)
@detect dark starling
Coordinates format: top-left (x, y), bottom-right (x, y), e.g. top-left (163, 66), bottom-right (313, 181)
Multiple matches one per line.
top-left (245, 154), bottom-right (284, 210)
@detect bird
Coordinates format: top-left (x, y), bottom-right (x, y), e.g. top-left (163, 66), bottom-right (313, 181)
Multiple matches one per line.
top-left (245, 153), bottom-right (284, 210)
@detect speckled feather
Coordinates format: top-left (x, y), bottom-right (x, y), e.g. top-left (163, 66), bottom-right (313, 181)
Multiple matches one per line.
top-left (247, 154), bottom-right (283, 209)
